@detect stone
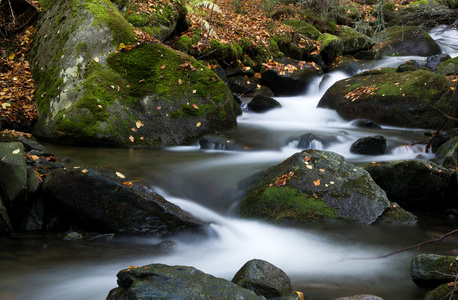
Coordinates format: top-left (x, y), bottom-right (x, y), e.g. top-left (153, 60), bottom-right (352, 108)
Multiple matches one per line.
top-left (433, 136), bottom-right (458, 168)
top-left (107, 263), bottom-right (266, 300)
top-left (232, 259), bottom-right (293, 298)
top-left (247, 95), bottom-right (282, 113)
top-left (350, 135), bottom-right (387, 155)
top-left (411, 254), bottom-right (458, 288)
top-left (239, 150), bottom-right (392, 225)
top-left (43, 167), bottom-right (210, 237)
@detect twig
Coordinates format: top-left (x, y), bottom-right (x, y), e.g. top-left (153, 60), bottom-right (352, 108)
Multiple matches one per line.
top-left (7, 0), bottom-right (15, 25)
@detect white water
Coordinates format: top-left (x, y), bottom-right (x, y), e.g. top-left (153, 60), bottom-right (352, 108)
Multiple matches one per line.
top-left (3, 25), bottom-right (458, 300)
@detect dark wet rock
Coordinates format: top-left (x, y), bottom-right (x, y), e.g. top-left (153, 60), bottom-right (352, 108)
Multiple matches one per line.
top-left (433, 136), bottom-right (458, 168)
top-left (318, 69), bottom-right (456, 130)
top-left (425, 283), bottom-right (456, 300)
top-left (363, 160), bottom-right (457, 211)
top-left (64, 231), bottom-right (83, 240)
top-left (24, 198), bottom-right (45, 232)
top-left (396, 61), bottom-right (428, 72)
top-left (352, 120), bottom-right (382, 129)
top-left (317, 33), bottom-right (344, 64)
top-left (335, 295), bottom-right (384, 300)
top-left (253, 86), bottom-right (275, 98)
top-left (374, 202), bottom-right (417, 226)
top-left (396, 0), bottom-right (457, 26)
top-left (232, 259), bottom-right (293, 298)
top-left (378, 26), bottom-right (442, 57)
top-left (426, 54), bottom-right (451, 72)
top-left (437, 56), bottom-right (458, 76)
top-left (18, 136), bottom-right (46, 151)
top-left (225, 64), bottom-right (244, 77)
top-left (0, 196), bottom-right (12, 237)
top-left (239, 150), bottom-right (392, 225)
top-left (411, 254), bottom-right (458, 288)
top-left (199, 135), bottom-right (247, 151)
top-left (107, 263), bottom-right (266, 300)
top-left (247, 95), bottom-right (282, 113)
top-left (228, 76), bottom-right (258, 95)
top-left (430, 132), bottom-right (452, 153)
top-left (0, 142), bottom-right (28, 228)
top-left (43, 167), bottom-right (210, 237)
top-left (350, 135), bottom-right (387, 155)
top-left (289, 133), bottom-right (339, 150)
top-left (261, 58), bottom-right (323, 96)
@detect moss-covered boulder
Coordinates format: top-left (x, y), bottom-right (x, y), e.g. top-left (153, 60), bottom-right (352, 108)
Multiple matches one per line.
top-left (433, 136), bottom-right (458, 168)
top-left (317, 69), bottom-right (456, 129)
top-left (282, 19), bottom-right (321, 40)
top-left (396, 0), bottom-right (457, 26)
top-left (411, 254), bottom-right (458, 288)
top-left (261, 58), bottom-right (323, 96)
top-left (43, 167), bottom-right (210, 237)
top-left (317, 33), bottom-right (344, 64)
top-left (121, 0), bottom-right (187, 42)
top-left (363, 160), bottom-right (457, 212)
top-left (378, 26), bottom-right (442, 57)
top-left (437, 56), bottom-right (458, 76)
top-left (107, 263), bottom-right (266, 300)
top-left (238, 149), bottom-right (393, 225)
top-left (30, 0), bottom-right (239, 147)
top-left (335, 26), bottom-right (374, 55)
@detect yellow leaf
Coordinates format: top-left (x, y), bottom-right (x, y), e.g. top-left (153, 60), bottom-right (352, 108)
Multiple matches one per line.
top-left (82, 169), bottom-right (88, 173)
top-left (313, 180), bottom-right (320, 186)
top-left (116, 172), bottom-right (126, 178)
top-left (8, 53), bottom-right (15, 60)
top-left (136, 120), bottom-right (144, 128)
top-left (192, 104), bottom-right (199, 110)
top-left (93, 57), bottom-right (99, 63)
top-left (293, 291), bottom-right (304, 300)
top-left (2, 103), bottom-right (11, 109)
top-left (129, 135), bottom-right (134, 142)
top-left (97, 104), bottom-right (103, 108)
top-left (196, 122), bottom-right (202, 127)
top-left (12, 149), bottom-right (20, 154)
top-left (451, 87), bottom-right (455, 91)
top-left (306, 165), bottom-right (313, 169)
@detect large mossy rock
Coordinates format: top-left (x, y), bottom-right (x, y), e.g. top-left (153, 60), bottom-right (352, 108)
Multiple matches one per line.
top-left (411, 254), bottom-right (458, 288)
top-left (317, 33), bottom-right (344, 64)
top-left (378, 26), bottom-right (441, 57)
top-left (107, 263), bottom-right (266, 300)
top-left (0, 142), bottom-right (27, 228)
top-left (437, 56), bottom-right (458, 76)
top-left (42, 167), bottom-right (209, 237)
top-left (238, 150), bottom-right (392, 225)
top-left (30, 0), bottom-right (239, 147)
top-left (282, 19), bottom-right (321, 40)
top-left (232, 259), bottom-right (293, 298)
top-left (261, 58), bottom-right (323, 96)
top-left (335, 26), bottom-right (374, 55)
top-left (363, 160), bottom-right (457, 212)
top-left (396, 0), bottom-right (457, 26)
top-left (317, 69), bottom-right (456, 129)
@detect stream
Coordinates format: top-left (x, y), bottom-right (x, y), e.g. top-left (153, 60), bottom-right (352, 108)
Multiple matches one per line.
top-left (1, 24), bottom-right (458, 300)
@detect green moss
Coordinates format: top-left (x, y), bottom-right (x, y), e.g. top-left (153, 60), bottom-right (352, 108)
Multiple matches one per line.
top-left (383, 1), bottom-right (396, 11)
top-left (85, 0), bottom-right (137, 46)
top-left (242, 186), bottom-right (338, 224)
top-left (75, 42), bottom-right (89, 55)
top-left (54, 110), bottom-right (101, 137)
top-left (318, 33), bottom-right (339, 48)
top-left (34, 66), bottom-right (64, 116)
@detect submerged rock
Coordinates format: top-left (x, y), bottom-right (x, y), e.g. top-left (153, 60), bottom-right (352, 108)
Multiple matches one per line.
top-left (238, 149), bottom-right (393, 225)
top-left (43, 167), bottom-right (210, 237)
top-left (30, 0), bottom-right (239, 147)
top-left (318, 69), bottom-right (456, 130)
top-left (350, 135), bottom-right (387, 155)
top-left (232, 259), bottom-right (293, 298)
top-left (107, 263), bottom-right (266, 300)
top-left (247, 95), bottom-right (282, 113)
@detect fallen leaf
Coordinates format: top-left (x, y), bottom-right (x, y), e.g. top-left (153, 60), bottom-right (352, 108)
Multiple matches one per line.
top-left (8, 53), bottom-right (15, 60)
top-left (313, 180), bottom-right (320, 186)
top-left (196, 122), bottom-right (202, 127)
top-left (161, 64), bottom-right (166, 69)
top-left (94, 57), bottom-right (99, 63)
top-left (129, 135), bottom-right (134, 142)
top-left (178, 78), bottom-right (182, 85)
top-left (12, 149), bottom-right (20, 154)
top-left (116, 172), bottom-right (126, 178)
top-left (82, 169), bottom-right (88, 173)
top-left (122, 181), bottom-right (133, 187)
top-left (136, 120), bottom-right (144, 128)
top-left (306, 165), bottom-right (313, 169)
top-left (97, 105), bottom-right (103, 108)
top-left (192, 104), bottom-right (199, 109)
top-left (2, 103), bottom-right (11, 109)
top-left (157, 106), bottom-right (161, 110)
top-left (319, 169), bottom-right (325, 172)
top-left (193, 90), bottom-right (196, 94)
top-left (305, 156), bottom-right (310, 162)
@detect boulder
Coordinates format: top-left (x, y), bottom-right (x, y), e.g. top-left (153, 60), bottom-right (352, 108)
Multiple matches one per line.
top-left (30, 0), bottom-right (239, 147)
top-left (317, 69), bottom-right (456, 130)
top-left (352, 120), bottom-right (382, 129)
top-left (42, 167), bottom-right (209, 237)
top-left (426, 54), bottom-right (451, 72)
top-left (289, 133), bottom-right (340, 150)
top-left (396, 0), bottom-right (457, 26)
top-left (363, 160), bottom-right (457, 211)
top-left (232, 259), bottom-right (293, 298)
top-left (247, 95), bottom-right (282, 113)
top-left (373, 202), bottom-right (418, 226)
top-left (411, 254), bottom-right (458, 288)
top-left (253, 86), bottom-right (275, 98)
top-left (282, 19), bottom-right (321, 40)
top-left (350, 135), bottom-right (387, 155)
top-left (107, 263), bottom-right (266, 300)
top-left (0, 195), bottom-right (12, 236)
top-left (317, 33), bottom-right (344, 64)
top-left (228, 76), bottom-right (258, 95)
top-left (335, 26), bottom-right (374, 55)
top-left (261, 58), bottom-right (323, 96)
top-left (378, 26), bottom-right (441, 57)
top-left (433, 136), bottom-right (458, 168)
top-left (0, 142), bottom-right (28, 227)
top-left (437, 56), bottom-right (458, 76)
top-left (238, 150), bottom-right (392, 225)
top-left (425, 283), bottom-right (456, 300)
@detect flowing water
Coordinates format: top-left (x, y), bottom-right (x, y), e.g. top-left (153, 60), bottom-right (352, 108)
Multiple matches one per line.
top-left (1, 25), bottom-right (458, 300)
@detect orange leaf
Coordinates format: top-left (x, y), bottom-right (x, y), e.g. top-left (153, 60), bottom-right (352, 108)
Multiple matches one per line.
top-left (122, 181), bottom-right (133, 187)
top-left (178, 78), bottom-right (182, 85)
top-left (192, 104), bottom-right (199, 109)
top-left (161, 64), bottom-right (166, 69)
top-left (313, 180), bottom-right (320, 186)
